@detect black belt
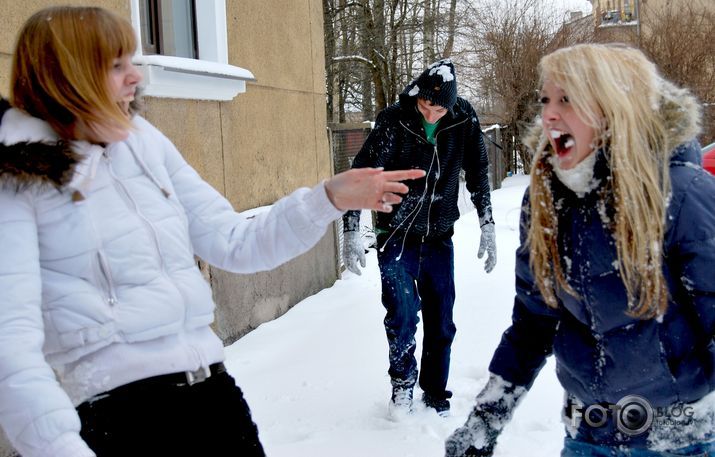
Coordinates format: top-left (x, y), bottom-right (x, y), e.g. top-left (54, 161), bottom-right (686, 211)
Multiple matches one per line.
top-left (126, 362), bottom-right (227, 389)
top-left (81, 363), bottom-right (228, 407)
top-left (157, 362), bottom-right (226, 386)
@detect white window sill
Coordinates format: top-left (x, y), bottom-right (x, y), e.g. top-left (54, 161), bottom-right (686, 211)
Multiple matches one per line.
top-left (133, 55), bottom-right (256, 101)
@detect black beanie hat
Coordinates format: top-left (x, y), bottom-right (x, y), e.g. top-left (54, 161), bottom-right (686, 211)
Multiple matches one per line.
top-left (402, 59), bottom-right (457, 113)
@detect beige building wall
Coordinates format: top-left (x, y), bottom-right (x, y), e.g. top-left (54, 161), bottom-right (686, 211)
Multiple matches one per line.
top-left (589, 0), bottom-right (715, 27)
top-left (0, 1), bottom-right (334, 455)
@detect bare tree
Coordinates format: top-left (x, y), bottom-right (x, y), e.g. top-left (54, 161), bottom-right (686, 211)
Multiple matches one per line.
top-left (459, 0), bottom-right (563, 175)
top-left (639, 3), bottom-right (715, 144)
top-left (442, 0), bottom-right (458, 57)
top-left (423, 0), bottom-right (436, 64)
top-left (324, 0), bottom-right (464, 122)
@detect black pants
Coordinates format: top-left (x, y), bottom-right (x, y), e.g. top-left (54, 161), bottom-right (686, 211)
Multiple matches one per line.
top-left (77, 368), bottom-right (265, 456)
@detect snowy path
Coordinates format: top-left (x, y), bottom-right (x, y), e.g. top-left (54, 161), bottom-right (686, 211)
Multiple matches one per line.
top-left (224, 175), bottom-right (565, 456)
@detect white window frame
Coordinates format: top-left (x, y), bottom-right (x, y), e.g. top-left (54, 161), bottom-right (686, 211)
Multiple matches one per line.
top-left (130, 0), bottom-right (255, 101)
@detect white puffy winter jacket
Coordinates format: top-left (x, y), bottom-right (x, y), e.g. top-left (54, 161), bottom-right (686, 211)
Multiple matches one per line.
top-left (0, 106), bottom-right (343, 457)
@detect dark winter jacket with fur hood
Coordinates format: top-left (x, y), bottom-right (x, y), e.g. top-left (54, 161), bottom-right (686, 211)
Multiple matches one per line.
top-left (488, 90), bottom-right (715, 448)
top-left (342, 92), bottom-right (492, 241)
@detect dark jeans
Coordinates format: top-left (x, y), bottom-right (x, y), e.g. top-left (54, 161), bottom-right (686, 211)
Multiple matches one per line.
top-left (77, 368), bottom-right (265, 456)
top-left (562, 437), bottom-right (715, 456)
top-left (377, 235), bottom-right (456, 397)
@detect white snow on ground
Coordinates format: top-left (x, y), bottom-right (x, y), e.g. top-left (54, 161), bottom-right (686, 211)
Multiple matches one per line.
top-left (224, 174), bottom-right (565, 456)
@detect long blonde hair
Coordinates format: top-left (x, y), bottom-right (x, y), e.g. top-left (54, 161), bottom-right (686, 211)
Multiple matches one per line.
top-left (10, 6), bottom-right (137, 139)
top-left (525, 43), bottom-right (701, 318)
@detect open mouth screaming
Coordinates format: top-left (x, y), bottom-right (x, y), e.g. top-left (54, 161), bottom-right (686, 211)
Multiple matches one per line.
top-left (550, 130), bottom-right (574, 157)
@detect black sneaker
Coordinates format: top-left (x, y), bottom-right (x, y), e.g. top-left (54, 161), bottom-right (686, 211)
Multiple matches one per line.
top-left (422, 390), bottom-right (452, 416)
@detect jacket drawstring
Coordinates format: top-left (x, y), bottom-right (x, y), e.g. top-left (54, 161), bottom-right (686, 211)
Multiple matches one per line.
top-left (380, 117), bottom-right (458, 260)
top-left (127, 144), bottom-right (171, 198)
top-left (379, 144), bottom-right (439, 260)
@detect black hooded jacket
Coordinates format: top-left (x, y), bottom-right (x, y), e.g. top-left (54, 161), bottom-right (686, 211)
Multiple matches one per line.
top-left (343, 93), bottom-right (492, 241)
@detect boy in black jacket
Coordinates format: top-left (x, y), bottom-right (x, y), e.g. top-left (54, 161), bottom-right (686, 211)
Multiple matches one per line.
top-left (342, 59), bottom-right (495, 419)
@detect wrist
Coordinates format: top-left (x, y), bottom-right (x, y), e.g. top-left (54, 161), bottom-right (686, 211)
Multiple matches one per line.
top-left (323, 179), bottom-right (343, 211)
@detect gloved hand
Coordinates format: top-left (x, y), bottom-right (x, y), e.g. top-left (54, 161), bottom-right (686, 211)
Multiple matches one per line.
top-left (343, 230), bottom-right (366, 275)
top-left (444, 411), bottom-right (499, 457)
top-left (477, 214), bottom-right (496, 273)
top-left (444, 374), bottom-right (525, 457)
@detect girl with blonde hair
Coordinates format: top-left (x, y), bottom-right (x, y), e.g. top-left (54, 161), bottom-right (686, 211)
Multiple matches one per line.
top-left (446, 43), bottom-right (715, 456)
top-left (0, 6), bottom-right (423, 457)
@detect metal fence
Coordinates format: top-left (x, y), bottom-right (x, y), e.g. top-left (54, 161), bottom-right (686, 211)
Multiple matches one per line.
top-left (482, 125), bottom-right (506, 191)
top-left (328, 123), bottom-right (374, 271)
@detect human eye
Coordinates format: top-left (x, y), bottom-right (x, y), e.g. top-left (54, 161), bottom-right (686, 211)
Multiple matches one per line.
top-left (560, 95), bottom-right (570, 104)
top-left (538, 96), bottom-right (549, 104)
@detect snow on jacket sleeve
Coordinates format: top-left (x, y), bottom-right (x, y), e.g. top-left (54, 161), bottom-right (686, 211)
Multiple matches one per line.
top-left (488, 189), bottom-right (561, 388)
top-left (342, 109), bottom-right (393, 233)
top-left (0, 189), bottom-right (95, 457)
top-left (667, 167), bottom-right (715, 351)
top-left (150, 120), bottom-right (343, 273)
top-left (462, 100), bottom-right (493, 221)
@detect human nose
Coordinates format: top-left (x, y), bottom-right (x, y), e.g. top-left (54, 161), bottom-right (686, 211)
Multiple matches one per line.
top-left (127, 63), bottom-right (142, 86)
top-left (541, 102), bottom-right (560, 123)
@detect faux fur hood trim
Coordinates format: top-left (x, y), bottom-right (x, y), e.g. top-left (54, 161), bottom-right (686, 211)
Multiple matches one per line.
top-left (523, 79), bottom-right (703, 161)
top-left (0, 96), bottom-right (143, 190)
top-left (0, 103), bottom-right (79, 189)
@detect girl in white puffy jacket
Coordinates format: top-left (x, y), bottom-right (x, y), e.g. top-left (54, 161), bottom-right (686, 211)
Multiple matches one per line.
top-left (0, 6), bottom-right (424, 457)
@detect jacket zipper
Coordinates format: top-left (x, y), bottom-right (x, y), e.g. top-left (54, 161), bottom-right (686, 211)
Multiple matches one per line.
top-left (104, 154), bottom-right (167, 272)
top-left (97, 251), bottom-right (118, 306)
top-left (103, 149), bottom-right (192, 325)
top-left (427, 119), bottom-right (468, 237)
top-left (399, 117), bottom-right (468, 238)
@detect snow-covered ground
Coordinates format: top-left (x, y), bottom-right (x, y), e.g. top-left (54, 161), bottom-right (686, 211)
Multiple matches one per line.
top-left (224, 174), bottom-right (565, 456)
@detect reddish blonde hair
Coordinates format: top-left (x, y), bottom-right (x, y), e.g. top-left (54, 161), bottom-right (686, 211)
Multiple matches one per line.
top-left (11, 6), bottom-right (136, 139)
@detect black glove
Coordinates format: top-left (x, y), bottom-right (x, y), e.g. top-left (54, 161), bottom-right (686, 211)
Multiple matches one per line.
top-left (444, 374), bottom-right (526, 457)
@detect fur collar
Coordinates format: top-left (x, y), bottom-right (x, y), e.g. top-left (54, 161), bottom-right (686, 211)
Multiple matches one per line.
top-left (0, 97), bottom-right (143, 190)
top-left (0, 103), bottom-right (79, 189)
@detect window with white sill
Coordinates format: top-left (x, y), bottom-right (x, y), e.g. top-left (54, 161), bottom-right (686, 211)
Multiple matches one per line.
top-left (130, 0), bottom-right (255, 101)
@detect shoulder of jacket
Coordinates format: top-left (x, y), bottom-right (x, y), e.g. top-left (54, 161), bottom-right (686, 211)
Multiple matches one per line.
top-left (380, 104), bottom-right (402, 120)
top-left (0, 107), bottom-right (78, 190)
top-left (451, 98), bottom-right (481, 127)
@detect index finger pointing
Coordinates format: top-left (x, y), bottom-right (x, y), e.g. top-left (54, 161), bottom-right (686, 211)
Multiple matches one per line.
top-left (381, 169), bottom-right (426, 181)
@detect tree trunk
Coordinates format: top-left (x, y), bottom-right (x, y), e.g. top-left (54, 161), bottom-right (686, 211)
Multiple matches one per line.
top-left (442, 0), bottom-right (457, 58)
